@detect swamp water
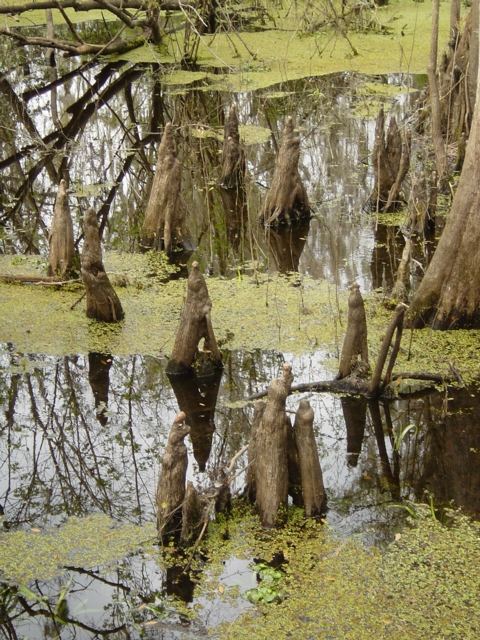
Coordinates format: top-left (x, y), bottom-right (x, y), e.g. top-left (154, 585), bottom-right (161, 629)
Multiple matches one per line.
top-left (0, 37), bottom-right (479, 638)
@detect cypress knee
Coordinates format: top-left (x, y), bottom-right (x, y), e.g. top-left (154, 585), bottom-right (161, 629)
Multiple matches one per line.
top-left (253, 365), bottom-right (292, 527)
top-left (81, 209), bottom-right (124, 322)
top-left (156, 412), bottom-right (190, 541)
top-left (260, 117), bottom-right (310, 227)
top-left (141, 123), bottom-right (186, 254)
top-left (337, 284), bottom-right (369, 379)
top-left (166, 262), bottom-right (222, 376)
top-left (220, 105), bottom-right (246, 190)
top-left (294, 399), bottom-right (326, 517)
top-left (48, 179), bottom-right (76, 278)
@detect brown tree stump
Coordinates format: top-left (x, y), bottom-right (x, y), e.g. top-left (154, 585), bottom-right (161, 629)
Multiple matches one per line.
top-left (156, 412), bottom-right (190, 541)
top-left (81, 209), bottom-right (124, 322)
top-left (293, 399), bottom-right (326, 517)
top-left (407, 156), bottom-right (437, 236)
top-left (253, 364), bottom-right (292, 527)
top-left (367, 108), bottom-right (410, 212)
top-left (180, 481), bottom-right (207, 544)
top-left (168, 369), bottom-right (222, 471)
top-left (220, 105), bottom-right (245, 190)
top-left (48, 179), bottom-right (76, 278)
top-left (245, 399), bottom-right (266, 503)
top-left (141, 123), bottom-right (186, 254)
top-left (166, 261), bottom-right (222, 376)
top-left (337, 284), bottom-right (369, 379)
top-left (260, 117), bottom-right (310, 227)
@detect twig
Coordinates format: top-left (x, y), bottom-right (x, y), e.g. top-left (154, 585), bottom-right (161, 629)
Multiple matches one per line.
top-left (70, 291), bottom-right (86, 309)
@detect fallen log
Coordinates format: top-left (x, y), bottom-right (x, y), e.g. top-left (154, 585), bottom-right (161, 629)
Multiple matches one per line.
top-left (0, 274), bottom-right (80, 285)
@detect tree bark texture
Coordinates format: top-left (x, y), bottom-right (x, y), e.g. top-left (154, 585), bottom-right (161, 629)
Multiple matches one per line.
top-left (81, 209), bottom-right (124, 322)
top-left (337, 284), bottom-right (369, 379)
top-left (141, 123), bottom-right (186, 254)
top-left (156, 412), bottom-right (190, 541)
top-left (409, 25), bottom-right (480, 329)
top-left (253, 364), bottom-right (292, 527)
top-left (180, 481), bottom-right (206, 544)
top-left (368, 108), bottom-right (409, 212)
top-left (260, 117), bottom-right (310, 227)
top-left (293, 400), bottom-right (326, 517)
top-left (220, 105), bottom-right (245, 190)
top-left (166, 261), bottom-right (222, 376)
top-left (407, 155), bottom-right (437, 236)
top-left (428, 0), bottom-right (447, 182)
top-left (246, 399), bottom-right (266, 503)
top-left (434, 8), bottom-right (478, 157)
top-left (48, 179), bottom-right (76, 278)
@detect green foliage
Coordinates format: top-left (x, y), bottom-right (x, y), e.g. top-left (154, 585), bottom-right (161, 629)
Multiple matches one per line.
top-left (244, 562), bottom-right (285, 604)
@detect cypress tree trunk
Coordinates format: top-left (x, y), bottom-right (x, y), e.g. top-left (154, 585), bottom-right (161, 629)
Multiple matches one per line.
top-left (409, 27), bottom-right (480, 329)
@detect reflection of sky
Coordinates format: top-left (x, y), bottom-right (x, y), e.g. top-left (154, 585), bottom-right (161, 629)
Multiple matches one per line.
top-left (0, 345), bottom-right (434, 542)
top-left (2, 59), bottom-right (416, 294)
top-left (2, 343), bottom-right (479, 636)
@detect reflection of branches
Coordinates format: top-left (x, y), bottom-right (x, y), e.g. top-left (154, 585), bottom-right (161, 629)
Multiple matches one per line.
top-left (15, 592), bottom-right (127, 636)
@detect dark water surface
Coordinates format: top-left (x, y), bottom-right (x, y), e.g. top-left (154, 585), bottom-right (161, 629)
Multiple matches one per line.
top-left (1, 345), bottom-right (479, 638)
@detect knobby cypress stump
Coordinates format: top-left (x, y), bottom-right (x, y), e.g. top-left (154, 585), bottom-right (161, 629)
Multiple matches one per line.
top-left (368, 108), bottom-right (410, 212)
top-left (48, 179), bottom-right (75, 278)
top-left (180, 481), bottom-right (206, 544)
top-left (141, 123), bottom-right (186, 254)
top-left (220, 105), bottom-right (246, 190)
top-left (245, 399), bottom-right (266, 503)
top-left (337, 284), bottom-right (369, 379)
top-left (260, 117), bottom-right (310, 227)
top-left (252, 364), bottom-right (293, 527)
top-left (293, 400), bottom-right (326, 517)
top-left (166, 261), bottom-right (222, 376)
top-left (156, 412), bottom-right (190, 541)
top-left (81, 209), bottom-right (124, 322)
